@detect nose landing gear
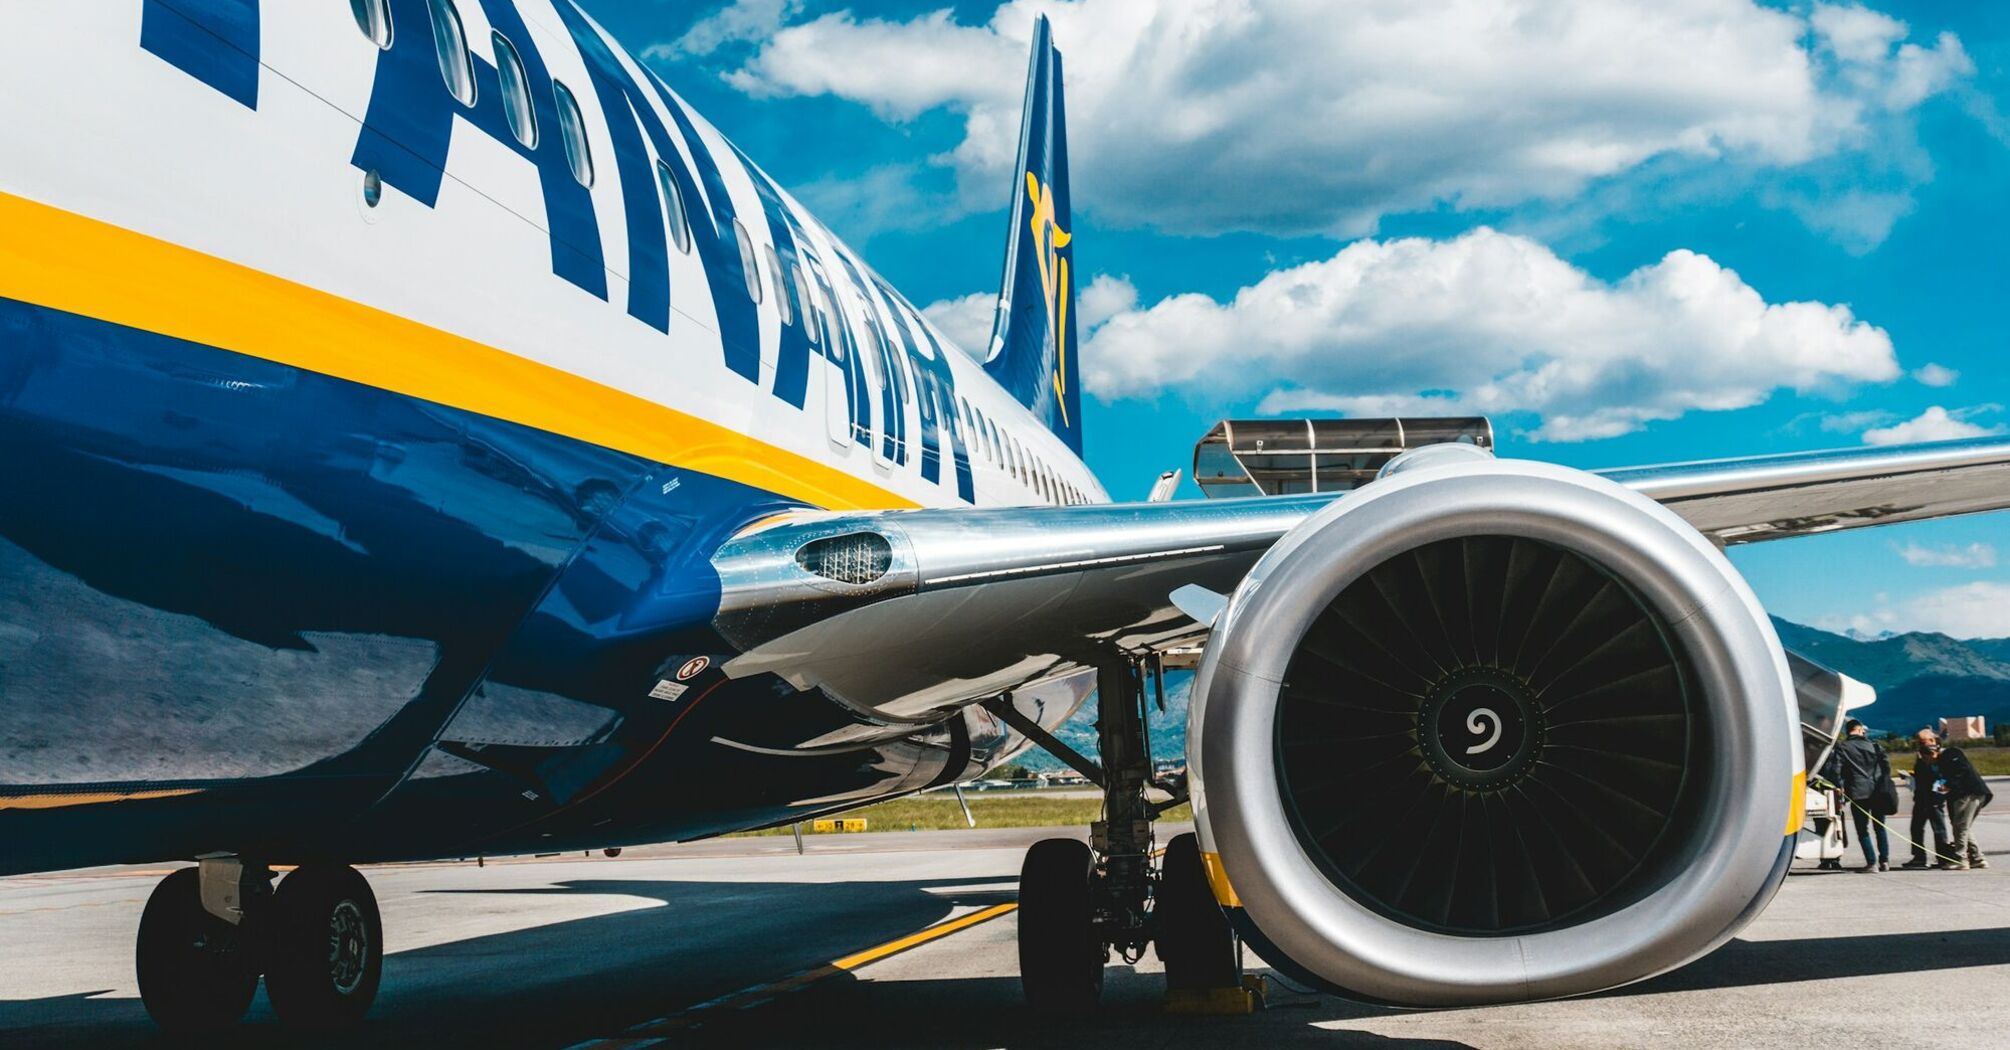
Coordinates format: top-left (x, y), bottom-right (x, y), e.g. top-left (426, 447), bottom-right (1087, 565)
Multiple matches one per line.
top-left (135, 859), bottom-right (384, 1034)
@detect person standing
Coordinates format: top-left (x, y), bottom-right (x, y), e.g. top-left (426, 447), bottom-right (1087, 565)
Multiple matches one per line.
top-left (1936, 736), bottom-right (1994, 870)
top-left (1821, 719), bottom-right (1895, 871)
top-left (1902, 729), bottom-right (1953, 868)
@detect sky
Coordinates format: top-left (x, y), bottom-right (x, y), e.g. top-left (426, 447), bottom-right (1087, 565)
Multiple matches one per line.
top-left (584, 0), bottom-right (2009, 639)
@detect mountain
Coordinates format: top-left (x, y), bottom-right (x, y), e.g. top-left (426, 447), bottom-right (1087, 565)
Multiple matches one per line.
top-left (1768, 617), bottom-right (2010, 733)
top-left (1014, 619), bottom-right (2010, 771)
top-left (1014, 674), bottom-right (1192, 772)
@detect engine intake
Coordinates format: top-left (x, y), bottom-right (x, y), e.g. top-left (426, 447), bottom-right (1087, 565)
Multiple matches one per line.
top-left (1189, 458), bottom-right (1800, 1005)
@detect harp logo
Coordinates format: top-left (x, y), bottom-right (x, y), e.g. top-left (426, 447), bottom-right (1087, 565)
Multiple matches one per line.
top-left (1025, 172), bottom-right (1072, 426)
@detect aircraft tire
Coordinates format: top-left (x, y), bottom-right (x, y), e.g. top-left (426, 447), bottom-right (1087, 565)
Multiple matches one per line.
top-left (1155, 832), bottom-right (1239, 991)
top-left (264, 863), bottom-right (383, 1031)
top-left (136, 867), bottom-right (259, 1034)
top-left (1018, 837), bottom-right (1105, 1013)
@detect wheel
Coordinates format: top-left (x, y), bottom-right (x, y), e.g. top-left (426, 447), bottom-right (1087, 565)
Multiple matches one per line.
top-left (1155, 833), bottom-right (1239, 991)
top-left (136, 868), bottom-right (258, 1034)
top-left (1018, 837), bottom-right (1104, 1013)
top-left (263, 863), bottom-right (383, 1030)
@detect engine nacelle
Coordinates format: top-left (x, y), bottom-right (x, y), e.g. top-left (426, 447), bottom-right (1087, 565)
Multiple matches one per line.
top-left (1187, 458), bottom-right (1802, 1005)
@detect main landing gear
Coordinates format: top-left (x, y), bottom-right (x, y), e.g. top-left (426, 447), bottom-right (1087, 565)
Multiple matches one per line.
top-left (990, 656), bottom-right (1248, 1014)
top-left (136, 858), bottom-right (384, 1034)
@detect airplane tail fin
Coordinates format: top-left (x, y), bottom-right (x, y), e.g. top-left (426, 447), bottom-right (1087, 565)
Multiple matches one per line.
top-left (985, 16), bottom-right (1081, 455)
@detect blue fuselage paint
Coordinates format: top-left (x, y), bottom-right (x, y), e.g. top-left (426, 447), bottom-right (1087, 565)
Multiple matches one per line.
top-left (141, 0), bottom-right (260, 109)
top-left (0, 297), bottom-right (972, 874)
top-left (355, 0), bottom-right (609, 300)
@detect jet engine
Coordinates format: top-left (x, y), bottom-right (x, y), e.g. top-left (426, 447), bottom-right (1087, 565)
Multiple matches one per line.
top-left (1187, 455), bottom-right (1802, 1006)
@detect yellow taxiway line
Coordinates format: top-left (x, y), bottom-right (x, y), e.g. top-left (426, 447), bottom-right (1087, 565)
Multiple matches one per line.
top-left (569, 901), bottom-right (1021, 1048)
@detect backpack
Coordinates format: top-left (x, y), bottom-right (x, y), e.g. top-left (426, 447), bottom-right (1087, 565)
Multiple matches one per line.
top-left (1869, 748), bottom-right (1900, 816)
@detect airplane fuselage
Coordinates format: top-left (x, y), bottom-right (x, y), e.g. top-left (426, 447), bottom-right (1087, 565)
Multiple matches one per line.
top-left (0, 0), bottom-right (1100, 874)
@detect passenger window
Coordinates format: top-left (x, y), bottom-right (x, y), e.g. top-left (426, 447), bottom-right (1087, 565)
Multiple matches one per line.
top-left (655, 161), bottom-right (691, 254)
top-left (553, 81), bottom-right (593, 187)
top-left (732, 220), bottom-right (762, 304)
top-left (350, 0), bottom-right (392, 48)
top-left (492, 33), bottom-right (536, 148)
top-left (766, 246), bottom-right (795, 325)
top-left (794, 266), bottom-right (818, 342)
top-left (425, 0), bottom-right (476, 107)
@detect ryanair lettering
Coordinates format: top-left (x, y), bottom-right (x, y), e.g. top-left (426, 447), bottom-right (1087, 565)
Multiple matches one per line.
top-left (134, 0), bottom-right (977, 501)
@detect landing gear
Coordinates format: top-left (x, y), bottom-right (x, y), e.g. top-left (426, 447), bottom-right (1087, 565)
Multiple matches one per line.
top-left (1017, 838), bottom-right (1104, 1013)
top-left (1155, 833), bottom-right (1239, 993)
top-left (135, 868), bottom-right (259, 1033)
top-left (135, 860), bottom-right (383, 1034)
top-left (998, 655), bottom-right (1247, 1012)
top-left (264, 863), bottom-right (384, 1030)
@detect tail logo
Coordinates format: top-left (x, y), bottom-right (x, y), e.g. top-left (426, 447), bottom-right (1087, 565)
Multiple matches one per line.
top-left (1025, 172), bottom-right (1072, 427)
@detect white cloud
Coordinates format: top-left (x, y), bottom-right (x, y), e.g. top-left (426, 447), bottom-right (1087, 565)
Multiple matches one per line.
top-left (1077, 273), bottom-right (1136, 332)
top-left (645, 0), bottom-right (806, 60)
top-left (1913, 362), bottom-right (1959, 387)
top-left (1861, 405), bottom-right (2006, 445)
top-left (1820, 409), bottom-right (1896, 433)
top-left (1811, 5), bottom-right (1972, 110)
top-left (921, 291), bottom-right (996, 357)
top-left (1780, 188), bottom-right (1917, 256)
top-left (724, 0), bottom-right (1970, 237)
top-left (1891, 582), bottom-right (2010, 639)
top-left (1894, 542), bottom-right (1997, 569)
top-left (790, 162), bottom-right (963, 241)
top-left (1077, 227), bottom-right (1897, 441)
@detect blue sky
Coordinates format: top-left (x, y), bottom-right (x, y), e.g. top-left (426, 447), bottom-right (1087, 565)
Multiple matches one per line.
top-left (587, 0), bottom-right (2008, 638)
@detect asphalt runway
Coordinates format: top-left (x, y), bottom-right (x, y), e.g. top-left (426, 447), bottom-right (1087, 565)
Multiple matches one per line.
top-left (4, 806), bottom-right (2009, 1050)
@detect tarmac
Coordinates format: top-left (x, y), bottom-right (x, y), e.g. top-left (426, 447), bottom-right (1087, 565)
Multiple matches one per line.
top-left (2, 801), bottom-right (2007, 1049)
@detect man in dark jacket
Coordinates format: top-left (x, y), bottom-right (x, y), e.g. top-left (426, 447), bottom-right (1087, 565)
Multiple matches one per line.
top-left (1936, 736), bottom-right (1994, 870)
top-left (1820, 719), bottom-right (1893, 871)
top-left (1902, 728), bottom-right (1952, 868)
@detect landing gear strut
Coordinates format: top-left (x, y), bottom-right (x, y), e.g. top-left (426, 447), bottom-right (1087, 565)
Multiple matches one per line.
top-left (135, 859), bottom-right (384, 1033)
top-left (1000, 655), bottom-right (1245, 1012)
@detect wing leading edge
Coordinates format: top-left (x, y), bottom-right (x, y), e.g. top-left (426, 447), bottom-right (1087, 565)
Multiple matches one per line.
top-left (713, 436), bottom-right (2010, 720)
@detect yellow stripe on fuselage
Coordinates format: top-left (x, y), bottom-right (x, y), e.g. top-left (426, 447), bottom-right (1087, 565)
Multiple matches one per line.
top-left (0, 788), bottom-right (202, 810)
top-left (0, 190), bottom-right (915, 512)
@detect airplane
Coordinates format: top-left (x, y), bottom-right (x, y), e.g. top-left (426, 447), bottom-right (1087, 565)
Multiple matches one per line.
top-left (3, 0), bottom-right (2009, 1035)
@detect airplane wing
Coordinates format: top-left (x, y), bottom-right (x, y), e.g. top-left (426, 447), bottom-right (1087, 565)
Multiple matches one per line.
top-left (714, 435), bottom-right (2010, 718)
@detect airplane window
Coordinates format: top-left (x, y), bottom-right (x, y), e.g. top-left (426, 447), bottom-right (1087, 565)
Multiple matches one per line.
top-left (553, 81), bottom-right (593, 187)
top-left (350, 0), bottom-right (391, 48)
top-left (425, 0), bottom-right (476, 107)
top-left (765, 246), bottom-right (795, 325)
top-left (793, 266), bottom-right (817, 342)
top-left (492, 32), bottom-right (536, 148)
top-left (732, 220), bottom-right (762, 303)
top-left (655, 161), bottom-right (691, 254)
